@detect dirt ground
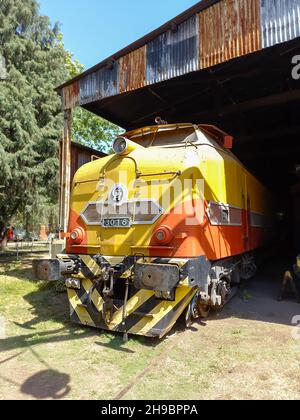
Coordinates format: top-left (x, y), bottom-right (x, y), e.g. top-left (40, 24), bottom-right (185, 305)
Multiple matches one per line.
top-left (0, 253), bottom-right (300, 400)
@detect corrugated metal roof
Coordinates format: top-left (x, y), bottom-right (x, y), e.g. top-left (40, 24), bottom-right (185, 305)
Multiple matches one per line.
top-left (146, 15), bottom-right (199, 85)
top-left (200, 0), bottom-right (261, 69)
top-left (120, 47), bottom-right (146, 93)
top-left (59, 0), bottom-right (300, 112)
top-left (261, 0), bottom-right (300, 48)
top-left (58, 0), bottom-right (218, 91)
top-left (80, 63), bottom-right (119, 105)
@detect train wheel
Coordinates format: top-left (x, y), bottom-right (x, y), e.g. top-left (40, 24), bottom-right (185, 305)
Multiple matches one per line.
top-left (197, 303), bottom-right (211, 319)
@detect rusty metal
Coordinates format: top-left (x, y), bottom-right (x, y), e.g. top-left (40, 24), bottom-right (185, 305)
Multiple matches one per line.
top-left (55, 0), bottom-right (300, 141)
top-left (32, 259), bottom-right (63, 281)
top-left (200, 0), bottom-right (262, 69)
top-left (261, 0), bottom-right (300, 48)
top-left (80, 62), bottom-right (120, 104)
top-left (146, 15), bottom-right (199, 85)
top-left (57, 0), bottom-right (219, 92)
top-left (57, 0), bottom-right (300, 114)
top-left (134, 262), bottom-right (180, 292)
top-left (120, 47), bottom-right (146, 93)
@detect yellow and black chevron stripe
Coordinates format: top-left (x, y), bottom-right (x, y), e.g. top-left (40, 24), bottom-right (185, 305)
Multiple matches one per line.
top-left (62, 254), bottom-right (195, 338)
top-left (67, 278), bottom-right (196, 338)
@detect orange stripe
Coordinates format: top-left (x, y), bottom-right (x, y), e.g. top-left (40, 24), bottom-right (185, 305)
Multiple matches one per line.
top-left (150, 200), bottom-right (268, 260)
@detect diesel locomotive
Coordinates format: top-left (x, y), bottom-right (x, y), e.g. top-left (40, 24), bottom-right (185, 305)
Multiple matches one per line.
top-left (56, 123), bottom-right (272, 339)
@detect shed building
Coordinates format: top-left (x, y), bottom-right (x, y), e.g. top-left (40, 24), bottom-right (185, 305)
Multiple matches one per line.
top-left (58, 0), bottom-right (300, 250)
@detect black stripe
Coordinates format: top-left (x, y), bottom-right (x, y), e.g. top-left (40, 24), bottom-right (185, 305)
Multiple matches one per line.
top-left (81, 255), bottom-right (136, 279)
top-left (147, 289), bottom-right (195, 337)
top-left (73, 287), bottom-right (103, 327)
top-left (75, 281), bottom-right (92, 301)
top-left (113, 295), bottom-right (159, 333)
top-left (70, 307), bottom-right (82, 326)
top-left (81, 258), bottom-right (98, 279)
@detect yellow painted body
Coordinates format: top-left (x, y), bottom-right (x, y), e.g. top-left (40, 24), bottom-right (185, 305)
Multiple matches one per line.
top-left (62, 124), bottom-right (272, 338)
top-left (68, 124), bottom-right (270, 258)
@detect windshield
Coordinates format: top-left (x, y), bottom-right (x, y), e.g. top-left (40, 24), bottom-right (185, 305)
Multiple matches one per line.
top-left (127, 126), bottom-right (198, 148)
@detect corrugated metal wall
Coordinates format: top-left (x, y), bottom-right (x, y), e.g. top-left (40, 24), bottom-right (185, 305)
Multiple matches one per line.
top-left (80, 62), bottom-right (119, 105)
top-left (200, 0), bottom-right (261, 69)
top-left (261, 0), bottom-right (300, 48)
top-left (62, 0), bottom-right (300, 110)
top-left (146, 15), bottom-right (199, 85)
top-left (119, 47), bottom-right (146, 93)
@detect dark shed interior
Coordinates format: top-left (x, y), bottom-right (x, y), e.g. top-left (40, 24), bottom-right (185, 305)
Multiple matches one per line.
top-left (83, 38), bottom-right (300, 253)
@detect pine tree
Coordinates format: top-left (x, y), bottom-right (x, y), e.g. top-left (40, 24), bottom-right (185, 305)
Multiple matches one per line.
top-left (0, 0), bottom-right (67, 237)
top-left (0, 0), bottom-right (122, 248)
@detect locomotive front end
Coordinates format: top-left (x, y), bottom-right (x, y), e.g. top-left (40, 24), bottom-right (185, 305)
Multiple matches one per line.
top-left (58, 124), bottom-right (211, 338)
top-left (33, 122), bottom-right (271, 338)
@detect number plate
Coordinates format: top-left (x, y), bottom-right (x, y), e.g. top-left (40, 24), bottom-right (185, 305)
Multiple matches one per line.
top-left (102, 218), bottom-right (132, 228)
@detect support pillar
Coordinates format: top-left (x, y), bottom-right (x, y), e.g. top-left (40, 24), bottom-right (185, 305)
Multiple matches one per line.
top-left (59, 108), bottom-right (72, 236)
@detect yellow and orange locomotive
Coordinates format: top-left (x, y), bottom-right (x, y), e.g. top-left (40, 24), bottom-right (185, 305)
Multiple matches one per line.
top-left (57, 123), bottom-right (271, 338)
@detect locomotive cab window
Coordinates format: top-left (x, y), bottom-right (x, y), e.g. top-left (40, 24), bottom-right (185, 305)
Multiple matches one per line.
top-left (128, 125), bottom-right (197, 148)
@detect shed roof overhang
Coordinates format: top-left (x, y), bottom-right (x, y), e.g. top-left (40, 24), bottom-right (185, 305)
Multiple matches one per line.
top-left (69, 38), bottom-right (300, 194)
top-left (57, 0), bottom-right (300, 193)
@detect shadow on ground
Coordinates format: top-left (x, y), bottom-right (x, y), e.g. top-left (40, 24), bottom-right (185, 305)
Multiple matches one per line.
top-left (1, 254), bottom-right (299, 356)
top-left (20, 369), bottom-right (71, 399)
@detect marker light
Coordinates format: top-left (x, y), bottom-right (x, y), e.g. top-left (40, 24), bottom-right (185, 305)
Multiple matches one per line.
top-left (154, 226), bottom-right (174, 245)
top-left (70, 227), bottom-right (85, 245)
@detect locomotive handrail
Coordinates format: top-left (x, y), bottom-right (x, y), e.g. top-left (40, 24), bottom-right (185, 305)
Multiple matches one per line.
top-left (136, 170), bottom-right (182, 179)
top-left (74, 179), bottom-right (100, 186)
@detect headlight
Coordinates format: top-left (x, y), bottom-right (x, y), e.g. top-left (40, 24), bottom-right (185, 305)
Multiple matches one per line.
top-left (113, 137), bottom-right (128, 154)
top-left (113, 137), bottom-right (142, 156)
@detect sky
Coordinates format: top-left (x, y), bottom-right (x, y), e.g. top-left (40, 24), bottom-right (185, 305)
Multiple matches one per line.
top-left (38, 0), bottom-right (198, 70)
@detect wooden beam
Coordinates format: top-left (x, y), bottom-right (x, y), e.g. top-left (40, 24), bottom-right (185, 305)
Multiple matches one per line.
top-left (59, 109), bottom-right (72, 235)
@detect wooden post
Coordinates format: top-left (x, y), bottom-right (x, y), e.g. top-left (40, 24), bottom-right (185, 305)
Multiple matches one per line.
top-left (59, 109), bottom-right (72, 236)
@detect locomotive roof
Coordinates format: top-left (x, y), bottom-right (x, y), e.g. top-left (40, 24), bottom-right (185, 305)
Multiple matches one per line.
top-left (125, 123), bottom-right (231, 147)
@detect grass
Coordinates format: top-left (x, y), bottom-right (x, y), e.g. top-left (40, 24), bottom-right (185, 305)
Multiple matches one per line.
top-left (0, 255), bottom-right (300, 400)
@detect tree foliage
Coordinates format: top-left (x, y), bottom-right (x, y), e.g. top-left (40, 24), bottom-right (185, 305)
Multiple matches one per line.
top-left (0, 0), bottom-right (67, 227)
top-left (0, 0), bottom-right (121, 231)
top-left (72, 107), bottom-right (122, 153)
